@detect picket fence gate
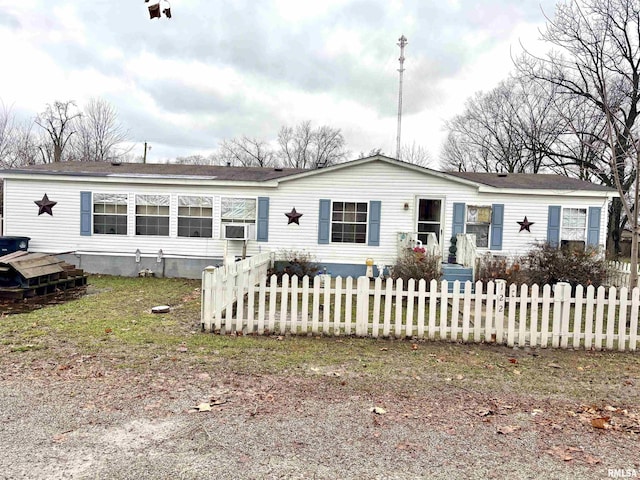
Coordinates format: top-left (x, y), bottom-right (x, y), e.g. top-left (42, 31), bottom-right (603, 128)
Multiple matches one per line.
top-left (201, 273), bottom-right (640, 352)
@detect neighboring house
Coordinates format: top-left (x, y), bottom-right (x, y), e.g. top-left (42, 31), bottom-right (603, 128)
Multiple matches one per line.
top-left (0, 155), bottom-right (617, 278)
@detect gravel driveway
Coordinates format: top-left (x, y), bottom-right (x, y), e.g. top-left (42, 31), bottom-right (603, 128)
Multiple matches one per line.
top-left (1, 351), bottom-right (637, 480)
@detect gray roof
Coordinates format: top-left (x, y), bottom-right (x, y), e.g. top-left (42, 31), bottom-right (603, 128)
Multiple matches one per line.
top-left (446, 171), bottom-right (616, 192)
top-left (4, 161), bottom-right (307, 181)
top-left (1, 158), bottom-right (617, 193)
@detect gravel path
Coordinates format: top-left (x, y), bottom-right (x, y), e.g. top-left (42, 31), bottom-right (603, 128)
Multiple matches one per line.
top-left (1, 355), bottom-right (637, 480)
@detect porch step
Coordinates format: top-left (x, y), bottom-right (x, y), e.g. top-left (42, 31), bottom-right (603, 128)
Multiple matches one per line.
top-left (441, 263), bottom-right (473, 292)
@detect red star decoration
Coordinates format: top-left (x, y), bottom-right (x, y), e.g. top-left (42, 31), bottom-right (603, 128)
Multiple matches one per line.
top-left (517, 216), bottom-right (534, 232)
top-left (285, 207), bottom-right (303, 225)
top-left (34, 194), bottom-right (57, 216)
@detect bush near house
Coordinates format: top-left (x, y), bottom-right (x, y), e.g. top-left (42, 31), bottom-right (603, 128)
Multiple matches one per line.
top-left (522, 242), bottom-right (608, 289)
top-left (391, 246), bottom-right (441, 284)
top-left (477, 243), bottom-right (609, 289)
top-left (476, 253), bottom-right (527, 286)
top-left (269, 249), bottom-right (321, 283)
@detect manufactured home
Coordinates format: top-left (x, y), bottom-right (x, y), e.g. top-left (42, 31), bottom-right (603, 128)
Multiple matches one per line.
top-left (0, 155), bottom-right (616, 278)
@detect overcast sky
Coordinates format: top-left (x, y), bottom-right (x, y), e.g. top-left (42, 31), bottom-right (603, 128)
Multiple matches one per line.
top-left (0, 0), bottom-right (558, 165)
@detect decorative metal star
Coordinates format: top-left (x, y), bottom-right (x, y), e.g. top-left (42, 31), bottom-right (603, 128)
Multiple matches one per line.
top-left (34, 194), bottom-right (57, 216)
top-left (517, 216), bottom-right (534, 232)
top-left (285, 207), bottom-right (303, 225)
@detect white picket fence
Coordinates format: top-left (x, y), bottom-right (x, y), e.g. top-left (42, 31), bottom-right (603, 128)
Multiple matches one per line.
top-left (200, 251), bottom-right (273, 329)
top-left (608, 261), bottom-right (640, 288)
top-left (201, 274), bottom-right (640, 352)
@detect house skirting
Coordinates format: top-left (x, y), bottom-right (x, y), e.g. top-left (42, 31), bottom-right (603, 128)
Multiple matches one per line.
top-left (54, 252), bottom-right (223, 279)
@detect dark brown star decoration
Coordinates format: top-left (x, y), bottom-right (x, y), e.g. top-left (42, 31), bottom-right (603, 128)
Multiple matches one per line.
top-left (285, 207), bottom-right (303, 225)
top-left (34, 193), bottom-right (57, 216)
top-left (517, 216), bottom-right (534, 232)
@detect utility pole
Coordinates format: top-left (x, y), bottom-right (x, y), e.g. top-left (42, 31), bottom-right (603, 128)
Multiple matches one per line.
top-left (143, 142), bottom-right (150, 164)
top-left (396, 35), bottom-right (407, 161)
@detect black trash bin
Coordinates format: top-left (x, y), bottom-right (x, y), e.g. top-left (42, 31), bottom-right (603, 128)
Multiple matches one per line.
top-left (0, 236), bottom-right (30, 255)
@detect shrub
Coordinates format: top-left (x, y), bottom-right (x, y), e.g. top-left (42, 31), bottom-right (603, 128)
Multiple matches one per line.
top-left (391, 247), bottom-right (441, 284)
top-left (476, 253), bottom-right (527, 286)
top-left (269, 249), bottom-right (320, 282)
top-left (521, 242), bottom-right (608, 289)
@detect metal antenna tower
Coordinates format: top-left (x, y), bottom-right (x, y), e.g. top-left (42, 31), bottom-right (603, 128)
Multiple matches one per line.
top-left (396, 35), bottom-right (407, 160)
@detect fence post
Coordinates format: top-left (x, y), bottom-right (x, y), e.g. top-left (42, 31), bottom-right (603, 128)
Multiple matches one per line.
top-left (201, 266), bottom-right (217, 331)
top-left (356, 276), bottom-right (370, 337)
top-left (494, 279), bottom-right (506, 344)
top-left (553, 281), bottom-right (571, 348)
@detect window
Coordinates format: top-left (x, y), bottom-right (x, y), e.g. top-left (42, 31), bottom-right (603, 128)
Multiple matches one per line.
top-left (178, 196), bottom-right (213, 238)
top-left (417, 198), bottom-right (441, 244)
top-left (466, 205), bottom-right (491, 248)
top-left (135, 195), bottom-right (170, 236)
top-left (220, 197), bottom-right (256, 239)
top-left (331, 201), bottom-right (367, 243)
top-left (93, 193), bottom-right (127, 235)
top-left (221, 197), bottom-right (256, 224)
top-left (561, 207), bottom-right (587, 249)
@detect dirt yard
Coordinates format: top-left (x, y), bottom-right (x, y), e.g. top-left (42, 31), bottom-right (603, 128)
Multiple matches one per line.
top-left (0, 276), bottom-right (638, 479)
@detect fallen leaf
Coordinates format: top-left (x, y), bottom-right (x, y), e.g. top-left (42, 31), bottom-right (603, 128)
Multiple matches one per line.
top-left (456, 374), bottom-right (464, 380)
top-left (370, 406), bottom-right (387, 415)
top-left (379, 348), bottom-right (388, 351)
top-left (513, 369), bottom-right (521, 375)
top-left (547, 363), bottom-right (562, 369)
top-left (508, 358), bottom-right (518, 364)
top-left (104, 328), bottom-right (112, 334)
top-left (411, 344), bottom-right (418, 350)
top-left (591, 417), bottom-right (610, 429)
top-left (585, 455), bottom-right (601, 465)
top-left (497, 425), bottom-right (521, 434)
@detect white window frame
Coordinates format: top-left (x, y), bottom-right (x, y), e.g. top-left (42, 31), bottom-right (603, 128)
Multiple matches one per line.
top-left (177, 195), bottom-right (213, 238)
top-left (92, 193), bottom-right (128, 235)
top-left (560, 206), bottom-right (588, 246)
top-left (465, 205), bottom-right (492, 248)
top-left (220, 196), bottom-right (257, 240)
top-left (135, 194), bottom-right (170, 236)
top-left (331, 201), bottom-right (368, 244)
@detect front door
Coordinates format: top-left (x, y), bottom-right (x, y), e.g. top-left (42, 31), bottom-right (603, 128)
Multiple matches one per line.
top-left (417, 198), bottom-right (442, 247)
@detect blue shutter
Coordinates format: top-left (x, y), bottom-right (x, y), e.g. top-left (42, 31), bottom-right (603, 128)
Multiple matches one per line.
top-left (490, 204), bottom-right (504, 250)
top-left (80, 191), bottom-right (92, 236)
top-left (368, 200), bottom-right (381, 246)
top-left (257, 197), bottom-right (269, 242)
top-left (452, 203), bottom-right (466, 236)
top-left (587, 206), bottom-right (601, 247)
top-left (547, 205), bottom-right (561, 247)
top-left (318, 199), bottom-right (331, 244)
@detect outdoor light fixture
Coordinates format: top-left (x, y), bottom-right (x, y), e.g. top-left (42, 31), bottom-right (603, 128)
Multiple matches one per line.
top-left (135, 249), bottom-right (141, 263)
top-left (157, 249), bottom-right (163, 263)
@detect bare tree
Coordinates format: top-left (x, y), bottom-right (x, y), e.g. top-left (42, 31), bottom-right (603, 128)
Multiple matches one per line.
top-left (71, 98), bottom-right (131, 162)
top-left (278, 121), bottom-right (347, 168)
top-left (441, 78), bottom-right (560, 173)
top-left (174, 154), bottom-right (217, 165)
top-left (218, 136), bottom-right (275, 167)
top-left (0, 101), bottom-right (16, 167)
top-left (516, 0), bottom-right (640, 278)
top-left (399, 142), bottom-right (432, 167)
top-left (35, 101), bottom-right (81, 163)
